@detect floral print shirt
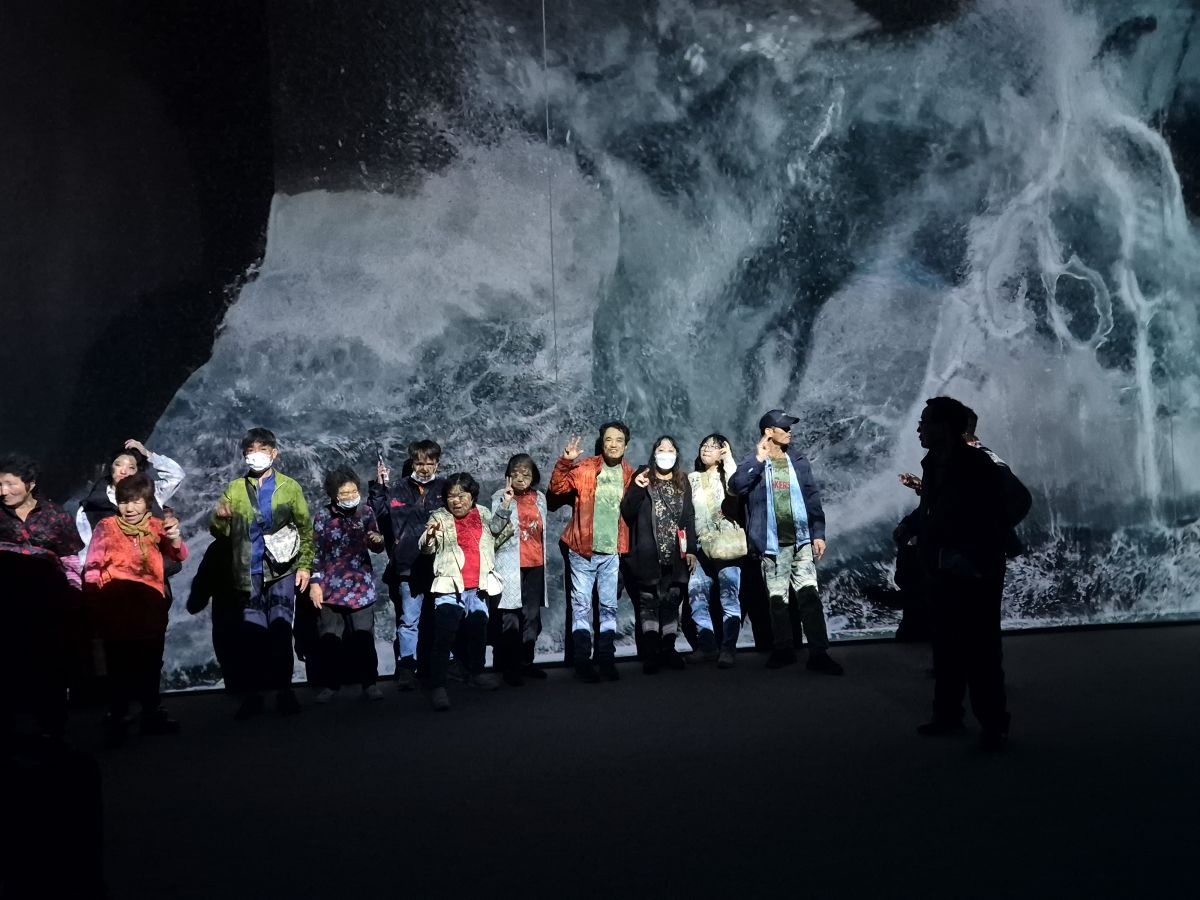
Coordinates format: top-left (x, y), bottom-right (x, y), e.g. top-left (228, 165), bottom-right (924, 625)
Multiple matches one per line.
top-left (310, 504), bottom-right (381, 610)
top-left (648, 479), bottom-right (684, 567)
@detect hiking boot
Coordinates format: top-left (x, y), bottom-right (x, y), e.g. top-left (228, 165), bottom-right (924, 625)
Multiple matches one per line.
top-left (575, 660), bottom-right (601, 683)
top-left (234, 693), bottom-right (265, 721)
top-left (717, 649), bottom-right (736, 669)
top-left (362, 684), bottom-right (385, 702)
top-left (139, 707), bottom-right (181, 735)
top-left (431, 687), bottom-right (451, 711)
top-left (314, 687), bottom-right (337, 704)
top-left (276, 689), bottom-right (302, 715)
top-left (917, 719), bottom-right (967, 737)
top-left (765, 648), bottom-right (797, 669)
top-left (466, 672), bottom-right (500, 691)
top-left (599, 660), bottom-right (620, 681)
top-left (806, 652), bottom-right (844, 676)
top-left (521, 663), bottom-right (548, 680)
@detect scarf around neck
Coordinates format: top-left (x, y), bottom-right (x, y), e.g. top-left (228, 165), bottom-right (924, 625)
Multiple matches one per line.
top-left (117, 514), bottom-right (155, 573)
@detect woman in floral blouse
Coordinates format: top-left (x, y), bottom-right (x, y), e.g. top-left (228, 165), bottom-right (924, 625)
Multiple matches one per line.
top-left (308, 467), bottom-right (387, 703)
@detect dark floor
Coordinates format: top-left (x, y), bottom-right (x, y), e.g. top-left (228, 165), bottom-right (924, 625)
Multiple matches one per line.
top-left (57, 626), bottom-right (1200, 898)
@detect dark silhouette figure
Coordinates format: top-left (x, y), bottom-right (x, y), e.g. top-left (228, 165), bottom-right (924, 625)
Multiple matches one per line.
top-left (898, 397), bottom-right (1031, 751)
top-left (186, 536), bottom-right (243, 692)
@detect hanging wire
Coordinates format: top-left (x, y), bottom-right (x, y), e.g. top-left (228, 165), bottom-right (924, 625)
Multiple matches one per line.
top-left (541, 0), bottom-right (560, 383)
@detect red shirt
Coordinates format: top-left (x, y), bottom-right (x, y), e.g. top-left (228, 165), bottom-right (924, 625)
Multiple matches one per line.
top-left (83, 516), bottom-right (188, 597)
top-left (453, 507), bottom-right (483, 590)
top-left (515, 492), bottom-right (544, 568)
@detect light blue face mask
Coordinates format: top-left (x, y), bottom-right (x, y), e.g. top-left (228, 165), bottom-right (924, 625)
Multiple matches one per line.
top-left (337, 497), bottom-right (361, 510)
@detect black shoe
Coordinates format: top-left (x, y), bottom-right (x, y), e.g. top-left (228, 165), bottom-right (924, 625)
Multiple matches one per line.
top-left (521, 664), bottom-right (548, 680)
top-left (979, 715), bottom-right (1011, 751)
top-left (599, 660), bottom-right (620, 681)
top-left (276, 689), bottom-right (302, 715)
top-left (234, 694), bottom-right (265, 721)
top-left (979, 729), bottom-right (1009, 752)
top-left (503, 669), bottom-right (525, 687)
top-left (917, 719), bottom-right (967, 737)
top-left (575, 661), bottom-right (601, 683)
top-left (661, 647), bottom-right (686, 670)
top-left (765, 648), bottom-right (797, 669)
top-left (806, 652), bottom-right (844, 676)
top-left (139, 707), bottom-right (181, 735)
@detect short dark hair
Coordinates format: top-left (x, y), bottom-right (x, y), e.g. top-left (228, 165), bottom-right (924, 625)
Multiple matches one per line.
top-left (505, 453), bottom-right (541, 487)
top-left (443, 472), bottom-right (480, 504)
top-left (408, 439), bottom-right (442, 462)
top-left (240, 427), bottom-right (277, 452)
top-left (323, 466), bottom-right (362, 501)
top-left (0, 454), bottom-right (38, 492)
top-left (924, 397), bottom-right (972, 435)
top-left (964, 406), bottom-right (979, 435)
top-left (115, 472), bottom-right (155, 504)
top-left (598, 420), bottom-right (630, 443)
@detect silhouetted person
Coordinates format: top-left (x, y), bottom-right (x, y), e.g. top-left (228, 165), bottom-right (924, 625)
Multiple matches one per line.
top-left (898, 397), bottom-right (1030, 751)
top-left (187, 536), bottom-right (243, 691)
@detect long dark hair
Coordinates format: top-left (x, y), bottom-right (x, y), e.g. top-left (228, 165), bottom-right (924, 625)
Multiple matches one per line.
top-left (647, 435), bottom-right (688, 492)
top-left (693, 432), bottom-right (732, 494)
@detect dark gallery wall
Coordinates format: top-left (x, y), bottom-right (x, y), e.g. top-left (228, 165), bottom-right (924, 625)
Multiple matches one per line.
top-left (0, 1), bottom-right (274, 497)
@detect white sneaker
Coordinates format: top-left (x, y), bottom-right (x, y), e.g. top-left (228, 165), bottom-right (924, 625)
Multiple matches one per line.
top-left (362, 684), bottom-right (384, 702)
top-left (314, 688), bottom-right (337, 704)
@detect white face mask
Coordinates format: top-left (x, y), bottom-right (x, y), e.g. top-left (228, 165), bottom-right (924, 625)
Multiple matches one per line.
top-left (654, 452), bottom-right (677, 471)
top-left (411, 471), bottom-right (436, 485)
top-left (337, 497), bottom-right (361, 510)
top-left (244, 451), bottom-right (273, 473)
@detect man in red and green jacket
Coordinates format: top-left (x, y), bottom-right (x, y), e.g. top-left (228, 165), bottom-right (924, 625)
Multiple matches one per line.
top-left (548, 421), bottom-right (634, 682)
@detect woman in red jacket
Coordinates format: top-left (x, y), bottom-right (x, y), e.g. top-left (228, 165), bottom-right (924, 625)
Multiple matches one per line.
top-left (84, 472), bottom-right (187, 745)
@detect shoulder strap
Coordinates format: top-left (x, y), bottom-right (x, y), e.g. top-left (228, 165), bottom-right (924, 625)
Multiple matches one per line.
top-left (245, 477), bottom-right (265, 528)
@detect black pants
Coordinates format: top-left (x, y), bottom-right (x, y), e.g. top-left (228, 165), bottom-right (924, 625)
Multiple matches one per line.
top-left (496, 566), bottom-right (546, 673)
top-left (430, 601), bottom-right (488, 688)
top-left (635, 568), bottom-right (685, 639)
top-left (1, 554), bottom-right (68, 739)
top-left (240, 619), bottom-right (296, 694)
top-left (931, 575), bottom-right (1009, 731)
top-left (104, 635), bottom-right (165, 717)
top-left (314, 605), bottom-right (378, 689)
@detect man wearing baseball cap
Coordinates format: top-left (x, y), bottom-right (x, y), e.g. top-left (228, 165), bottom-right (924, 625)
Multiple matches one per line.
top-left (729, 409), bottom-right (843, 674)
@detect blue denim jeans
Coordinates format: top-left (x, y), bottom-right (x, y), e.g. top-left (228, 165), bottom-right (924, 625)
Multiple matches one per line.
top-left (391, 579), bottom-right (424, 662)
top-left (688, 559), bottom-right (742, 633)
top-left (567, 550), bottom-right (619, 635)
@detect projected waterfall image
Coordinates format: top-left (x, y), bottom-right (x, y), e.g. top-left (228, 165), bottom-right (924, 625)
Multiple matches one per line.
top-left (140, 0), bottom-right (1200, 686)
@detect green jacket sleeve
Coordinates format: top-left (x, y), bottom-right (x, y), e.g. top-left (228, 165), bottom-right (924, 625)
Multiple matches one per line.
top-left (291, 481), bottom-right (315, 572)
top-left (209, 484), bottom-right (235, 539)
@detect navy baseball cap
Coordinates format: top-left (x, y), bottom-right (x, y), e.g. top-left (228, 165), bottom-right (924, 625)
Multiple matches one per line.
top-left (758, 409), bottom-right (799, 432)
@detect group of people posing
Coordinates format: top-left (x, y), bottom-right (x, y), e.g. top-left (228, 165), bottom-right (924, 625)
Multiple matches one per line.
top-left (2, 396), bottom-right (1027, 750)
